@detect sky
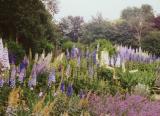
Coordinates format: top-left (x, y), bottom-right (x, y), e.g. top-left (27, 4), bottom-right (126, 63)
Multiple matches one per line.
top-left (55, 0), bottom-right (160, 22)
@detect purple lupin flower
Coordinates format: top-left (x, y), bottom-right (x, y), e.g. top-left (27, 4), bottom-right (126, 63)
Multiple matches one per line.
top-left (77, 48), bottom-right (81, 67)
top-left (19, 56), bottom-right (28, 72)
top-left (9, 65), bottom-right (16, 88)
top-left (71, 45), bottom-right (78, 58)
top-left (18, 68), bottom-right (26, 84)
top-left (66, 49), bottom-right (70, 60)
top-left (48, 68), bottom-right (56, 87)
top-left (67, 84), bottom-right (73, 96)
top-left (9, 78), bottom-right (15, 88)
top-left (88, 66), bottom-right (94, 78)
top-left (92, 50), bottom-right (97, 65)
top-left (0, 77), bottom-right (4, 87)
top-left (86, 48), bottom-right (90, 59)
top-left (60, 81), bottom-right (65, 92)
top-left (79, 90), bottom-right (85, 99)
top-left (28, 70), bottom-right (37, 88)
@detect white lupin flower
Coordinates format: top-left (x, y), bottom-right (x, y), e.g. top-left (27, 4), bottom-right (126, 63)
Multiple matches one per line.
top-left (34, 53), bottom-right (39, 63)
top-left (100, 51), bottom-right (109, 66)
top-left (115, 54), bottom-right (121, 67)
top-left (2, 47), bottom-right (10, 70)
top-left (110, 57), bottom-right (114, 67)
top-left (0, 38), bottom-right (3, 63)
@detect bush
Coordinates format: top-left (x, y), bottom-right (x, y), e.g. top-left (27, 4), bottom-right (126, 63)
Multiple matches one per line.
top-left (142, 31), bottom-right (160, 56)
top-left (35, 39), bottom-right (54, 54)
top-left (7, 41), bottom-right (25, 64)
top-left (91, 39), bottom-right (116, 56)
top-left (62, 40), bottom-right (74, 51)
top-left (97, 66), bottom-right (113, 82)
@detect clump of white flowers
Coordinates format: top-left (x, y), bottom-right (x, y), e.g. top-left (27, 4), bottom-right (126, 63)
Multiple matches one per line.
top-left (0, 38), bottom-right (10, 87)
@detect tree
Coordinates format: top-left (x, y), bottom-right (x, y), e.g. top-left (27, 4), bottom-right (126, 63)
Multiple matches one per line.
top-left (81, 16), bottom-right (135, 47)
top-left (59, 16), bottom-right (84, 42)
top-left (153, 15), bottom-right (160, 30)
top-left (121, 4), bottom-right (154, 47)
top-left (81, 14), bottom-right (114, 44)
top-left (41, 0), bottom-right (59, 17)
top-left (110, 20), bottom-right (136, 47)
top-left (142, 31), bottom-right (160, 56)
top-left (0, 0), bottom-right (59, 54)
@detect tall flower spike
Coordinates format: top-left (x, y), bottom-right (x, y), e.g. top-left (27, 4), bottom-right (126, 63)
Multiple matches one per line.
top-left (48, 68), bottom-right (56, 87)
top-left (66, 49), bottom-right (70, 60)
top-left (93, 50), bottom-right (97, 65)
top-left (65, 64), bottom-right (71, 78)
top-left (2, 47), bottom-right (10, 70)
top-left (0, 76), bottom-right (4, 87)
top-left (67, 84), bottom-right (73, 96)
top-left (19, 61), bottom-right (26, 73)
top-left (77, 55), bottom-right (81, 67)
top-left (86, 47), bottom-right (90, 59)
top-left (71, 45), bottom-right (78, 58)
top-left (10, 65), bottom-right (17, 88)
top-left (88, 66), bottom-right (94, 78)
top-left (60, 81), bottom-right (65, 92)
top-left (18, 68), bottom-right (26, 84)
top-left (0, 38), bottom-right (4, 63)
top-left (28, 70), bottom-right (37, 88)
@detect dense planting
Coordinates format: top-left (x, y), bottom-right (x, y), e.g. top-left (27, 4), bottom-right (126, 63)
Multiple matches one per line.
top-left (0, 39), bottom-right (160, 115)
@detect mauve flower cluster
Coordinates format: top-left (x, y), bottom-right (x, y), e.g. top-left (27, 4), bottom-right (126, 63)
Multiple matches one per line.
top-left (117, 45), bottom-right (158, 63)
top-left (28, 52), bottom-right (52, 89)
top-left (60, 82), bottom-right (73, 96)
top-left (89, 93), bottom-right (160, 116)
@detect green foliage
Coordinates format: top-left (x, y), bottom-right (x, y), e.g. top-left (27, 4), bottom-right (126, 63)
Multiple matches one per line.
top-left (119, 71), bottom-right (155, 92)
top-left (7, 41), bottom-right (25, 64)
top-left (0, 0), bottom-right (58, 54)
top-left (62, 40), bottom-right (74, 51)
top-left (97, 66), bottom-right (113, 82)
top-left (142, 31), bottom-right (160, 56)
top-left (36, 39), bottom-right (54, 54)
top-left (91, 39), bottom-right (116, 56)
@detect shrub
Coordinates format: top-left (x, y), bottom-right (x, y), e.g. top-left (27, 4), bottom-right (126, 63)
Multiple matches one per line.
top-left (97, 66), bottom-right (113, 82)
top-left (7, 41), bottom-right (25, 64)
top-left (142, 31), bottom-right (160, 56)
top-left (35, 39), bottom-right (54, 54)
top-left (62, 40), bottom-right (74, 51)
top-left (91, 39), bottom-right (116, 56)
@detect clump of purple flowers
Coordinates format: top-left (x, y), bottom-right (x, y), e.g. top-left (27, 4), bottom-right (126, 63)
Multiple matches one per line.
top-left (48, 68), bottom-right (56, 87)
top-left (89, 93), bottom-right (160, 116)
top-left (60, 81), bottom-right (65, 92)
top-left (67, 84), bottom-right (73, 97)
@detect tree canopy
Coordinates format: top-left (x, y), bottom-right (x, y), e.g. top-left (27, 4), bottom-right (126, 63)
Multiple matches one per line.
top-left (0, 0), bottom-right (59, 53)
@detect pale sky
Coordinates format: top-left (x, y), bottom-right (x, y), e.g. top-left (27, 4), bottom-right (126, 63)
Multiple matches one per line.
top-left (55, 0), bottom-right (160, 21)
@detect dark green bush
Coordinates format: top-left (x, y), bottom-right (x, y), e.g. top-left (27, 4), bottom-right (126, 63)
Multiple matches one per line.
top-left (7, 41), bottom-right (25, 64)
top-left (91, 39), bottom-right (116, 56)
top-left (62, 40), bottom-right (74, 51)
top-left (35, 39), bottom-right (54, 54)
top-left (142, 31), bottom-right (160, 56)
top-left (97, 67), bottom-right (113, 82)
